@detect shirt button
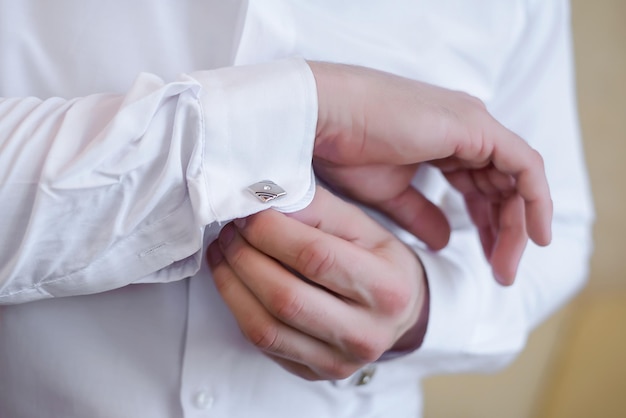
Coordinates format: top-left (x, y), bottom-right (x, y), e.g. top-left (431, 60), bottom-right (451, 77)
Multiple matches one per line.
top-left (192, 389), bottom-right (214, 410)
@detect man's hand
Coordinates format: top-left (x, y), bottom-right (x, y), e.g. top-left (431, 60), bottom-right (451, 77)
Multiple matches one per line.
top-left (309, 62), bottom-right (552, 284)
top-left (207, 187), bottom-right (427, 381)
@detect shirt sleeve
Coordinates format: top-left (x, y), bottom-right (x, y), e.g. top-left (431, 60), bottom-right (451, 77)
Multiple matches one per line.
top-left (0, 58), bottom-right (317, 304)
top-left (377, 0), bottom-right (594, 379)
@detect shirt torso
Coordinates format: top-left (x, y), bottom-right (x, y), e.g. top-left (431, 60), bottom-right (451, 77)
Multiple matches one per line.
top-left (0, 1), bottom-right (524, 417)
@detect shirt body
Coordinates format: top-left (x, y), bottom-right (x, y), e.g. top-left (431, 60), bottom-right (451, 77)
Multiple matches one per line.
top-left (0, 1), bottom-right (594, 417)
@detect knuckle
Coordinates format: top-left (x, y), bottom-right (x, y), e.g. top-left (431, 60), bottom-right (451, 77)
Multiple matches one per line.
top-left (344, 331), bottom-right (388, 364)
top-left (372, 279), bottom-right (413, 317)
top-left (322, 357), bottom-right (360, 381)
top-left (295, 238), bottom-right (335, 278)
top-left (532, 149), bottom-right (546, 171)
top-left (269, 289), bottom-right (305, 322)
top-left (452, 92), bottom-right (485, 121)
top-left (458, 95), bottom-right (492, 158)
top-left (243, 320), bottom-right (281, 352)
top-left (464, 92), bottom-right (487, 110)
top-left (241, 211), bottom-right (273, 247)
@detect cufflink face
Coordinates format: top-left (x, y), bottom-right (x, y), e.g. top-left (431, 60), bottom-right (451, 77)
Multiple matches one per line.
top-left (247, 180), bottom-right (287, 203)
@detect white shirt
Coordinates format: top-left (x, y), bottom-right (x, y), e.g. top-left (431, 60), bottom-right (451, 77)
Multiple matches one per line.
top-left (0, 1), bottom-right (594, 417)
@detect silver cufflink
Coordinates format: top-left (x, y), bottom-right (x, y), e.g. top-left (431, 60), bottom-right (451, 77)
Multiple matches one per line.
top-left (247, 180), bottom-right (287, 203)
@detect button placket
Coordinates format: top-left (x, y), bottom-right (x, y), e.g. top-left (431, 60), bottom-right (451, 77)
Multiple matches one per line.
top-left (192, 389), bottom-right (215, 410)
top-left (179, 257), bottom-right (225, 417)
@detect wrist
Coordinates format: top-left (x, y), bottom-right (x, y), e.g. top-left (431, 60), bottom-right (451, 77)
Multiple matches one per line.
top-left (307, 60), bottom-right (363, 164)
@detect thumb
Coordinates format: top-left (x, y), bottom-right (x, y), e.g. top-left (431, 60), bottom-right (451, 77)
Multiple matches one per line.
top-left (374, 186), bottom-right (451, 250)
top-left (286, 186), bottom-right (393, 246)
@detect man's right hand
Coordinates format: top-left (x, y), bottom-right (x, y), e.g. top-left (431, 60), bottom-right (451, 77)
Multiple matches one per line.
top-left (309, 61), bottom-right (552, 285)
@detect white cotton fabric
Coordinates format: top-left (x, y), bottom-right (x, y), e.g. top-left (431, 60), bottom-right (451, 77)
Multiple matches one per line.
top-left (0, 1), bottom-right (593, 417)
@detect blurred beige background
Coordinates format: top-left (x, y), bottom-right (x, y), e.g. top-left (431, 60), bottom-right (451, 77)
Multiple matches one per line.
top-left (423, 1), bottom-right (626, 417)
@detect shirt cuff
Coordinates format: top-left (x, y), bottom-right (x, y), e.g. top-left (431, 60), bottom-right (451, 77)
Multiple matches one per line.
top-left (413, 246), bottom-right (479, 353)
top-left (186, 58), bottom-right (317, 225)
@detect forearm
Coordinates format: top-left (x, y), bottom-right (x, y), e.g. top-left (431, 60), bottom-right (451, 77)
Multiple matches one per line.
top-left (0, 58), bottom-right (317, 304)
top-left (373, 0), bottom-right (593, 377)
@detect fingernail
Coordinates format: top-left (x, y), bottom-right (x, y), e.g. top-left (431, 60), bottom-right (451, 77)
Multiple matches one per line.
top-left (219, 223), bottom-right (235, 247)
top-left (207, 241), bottom-right (223, 266)
top-left (234, 217), bottom-right (246, 229)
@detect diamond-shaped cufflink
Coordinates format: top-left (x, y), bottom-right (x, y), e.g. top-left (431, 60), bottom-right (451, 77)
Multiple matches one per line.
top-left (247, 180), bottom-right (287, 203)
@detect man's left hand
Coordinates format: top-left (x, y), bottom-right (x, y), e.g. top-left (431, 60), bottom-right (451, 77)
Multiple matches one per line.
top-left (207, 187), bottom-right (428, 381)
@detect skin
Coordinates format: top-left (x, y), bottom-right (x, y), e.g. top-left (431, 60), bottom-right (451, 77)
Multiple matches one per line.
top-left (207, 187), bottom-right (427, 380)
top-left (309, 61), bottom-right (551, 283)
top-left (207, 62), bottom-right (553, 380)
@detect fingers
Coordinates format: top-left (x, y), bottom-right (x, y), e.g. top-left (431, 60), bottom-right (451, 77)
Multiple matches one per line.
top-left (233, 211), bottom-right (393, 305)
top-left (207, 186), bottom-right (427, 380)
top-left (431, 107), bottom-right (552, 248)
top-left (312, 160), bottom-right (451, 250)
top-left (233, 204), bottom-right (421, 326)
top-left (266, 355), bottom-right (320, 381)
top-left (289, 185), bottom-right (450, 251)
top-left (489, 130), bottom-right (553, 247)
top-left (436, 124), bottom-right (552, 249)
top-left (210, 242), bottom-right (362, 380)
top-left (461, 193), bottom-right (526, 285)
top-left (311, 62), bottom-right (552, 248)
top-left (489, 195), bottom-right (528, 285)
top-left (207, 235), bottom-right (394, 375)
top-left (231, 189), bottom-right (411, 305)
top-left (284, 186), bottom-right (392, 248)
top-left (373, 186), bottom-right (451, 250)
top-left (267, 354), bottom-right (360, 382)
top-left (444, 167), bottom-right (529, 284)
top-left (211, 224), bottom-right (363, 342)
top-left (464, 192), bottom-right (496, 261)
top-left (209, 187), bottom-right (423, 348)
